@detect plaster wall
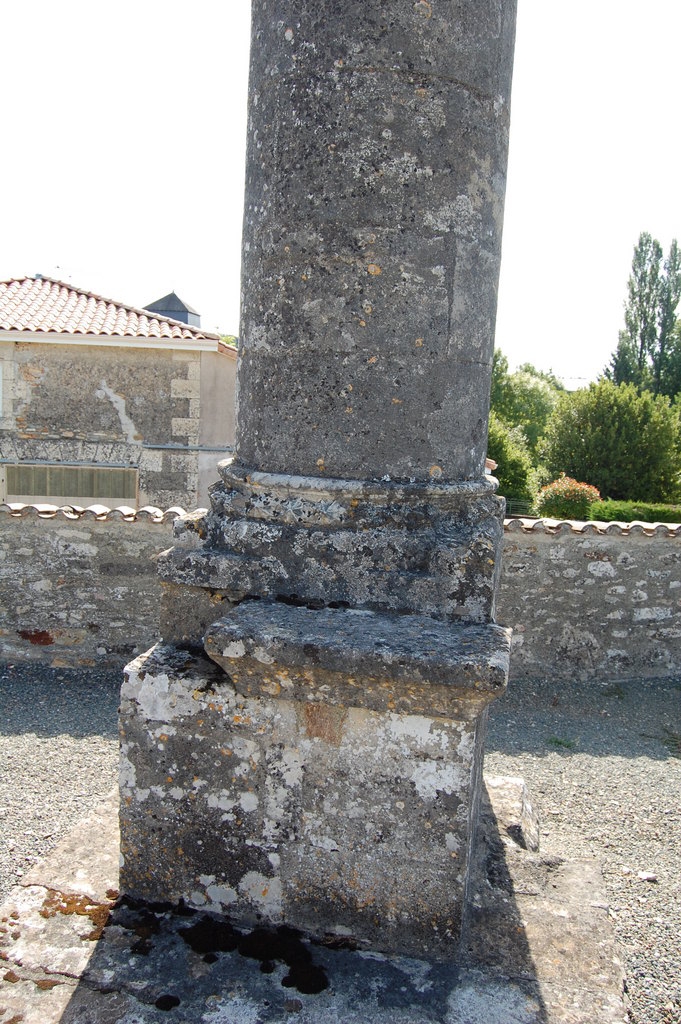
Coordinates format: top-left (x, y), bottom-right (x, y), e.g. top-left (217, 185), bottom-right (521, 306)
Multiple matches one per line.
top-left (0, 512), bottom-right (679, 681)
top-left (197, 348), bottom-right (237, 504)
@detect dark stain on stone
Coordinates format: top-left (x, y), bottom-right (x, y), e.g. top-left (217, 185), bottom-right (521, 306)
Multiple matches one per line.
top-left (111, 899), bottom-right (163, 955)
top-left (17, 628), bottom-right (54, 646)
top-left (315, 933), bottom-right (359, 952)
top-left (179, 916), bottom-right (239, 954)
top-left (302, 643), bottom-right (321, 663)
top-left (241, 926), bottom-right (329, 993)
top-left (277, 594), bottom-right (325, 611)
top-left (179, 916), bottom-right (328, 995)
top-left (155, 994), bottom-right (181, 1011)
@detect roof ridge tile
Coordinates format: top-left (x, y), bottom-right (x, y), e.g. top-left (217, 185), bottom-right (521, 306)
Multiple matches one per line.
top-left (0, 502), bottom-right (188, 521)
top-left (504, 516), bottom-right (681, 537)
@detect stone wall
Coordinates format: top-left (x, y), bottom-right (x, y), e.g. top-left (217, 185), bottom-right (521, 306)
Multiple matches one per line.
top-left (497, 519), bottom-right (681, 681)
top-left (1, 508), bottom-right (680, 680)
top-left (0, 506), bottom-right (176, 669)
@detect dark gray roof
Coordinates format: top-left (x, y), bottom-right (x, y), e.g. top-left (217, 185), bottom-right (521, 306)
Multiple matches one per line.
top-left (144, 292), bottom-right (200, 316)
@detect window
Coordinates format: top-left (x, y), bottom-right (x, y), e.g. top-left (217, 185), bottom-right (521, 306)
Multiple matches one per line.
top-left (2, 463), bottom-right (138, 504)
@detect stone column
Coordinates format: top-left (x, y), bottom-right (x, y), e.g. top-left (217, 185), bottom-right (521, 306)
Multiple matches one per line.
top-left (119, 0), bottom-right (516, 960)
top-left (238, 0), bottom-right (515, 484)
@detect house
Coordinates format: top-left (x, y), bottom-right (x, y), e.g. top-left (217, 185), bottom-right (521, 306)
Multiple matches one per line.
top-left (0, 277), bottom-right (236, 509)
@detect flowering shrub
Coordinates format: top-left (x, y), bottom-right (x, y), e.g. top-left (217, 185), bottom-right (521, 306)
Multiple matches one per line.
top-left (534, 475), bottom-right (601, 521)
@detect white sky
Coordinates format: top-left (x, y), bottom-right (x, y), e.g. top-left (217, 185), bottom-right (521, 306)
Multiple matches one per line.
top-left (2, 1), bottom-right (680, 388)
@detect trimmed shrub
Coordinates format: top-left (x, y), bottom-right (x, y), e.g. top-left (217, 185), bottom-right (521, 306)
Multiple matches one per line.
top-left (589, 500), bottom-right (681, 524)
top-left (535, 475), bottom-right (601, 520)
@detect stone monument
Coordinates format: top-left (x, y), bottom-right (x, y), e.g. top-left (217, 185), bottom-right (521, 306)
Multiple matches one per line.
top-left (119, 0), bottom-right (516, 959)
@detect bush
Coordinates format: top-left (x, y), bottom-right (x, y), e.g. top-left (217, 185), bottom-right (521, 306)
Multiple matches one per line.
top-left (540, 380), bottom-right (681, 501)
top-left (535, 475), bottom-right (601, 520)
top-left (529, 463), bottom-right (554, 497)
top-left (589, 500), bottom-right (681, 524)
top-left (486, 411), bottom-right (533, 504)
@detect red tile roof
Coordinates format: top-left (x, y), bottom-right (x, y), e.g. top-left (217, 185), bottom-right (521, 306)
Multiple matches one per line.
top-left (0, 277), bottom-right (221, 342)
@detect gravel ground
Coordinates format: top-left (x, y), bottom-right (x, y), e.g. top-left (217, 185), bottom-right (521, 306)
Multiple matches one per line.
top-left (1, 660), bottom-right (679, 1023)
top-left (0, 662), bottom-right (120, 905)
top-left (486, 674), bottom-right (681, 1024)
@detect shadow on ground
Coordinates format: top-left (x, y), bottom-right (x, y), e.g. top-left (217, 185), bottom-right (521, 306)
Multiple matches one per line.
top-left (0, 663), bottom-right (120, 739)
top-left (57, 792), bottom-right (551, 1024)
top-left (0, 784), bottom-right (576, 1024)
top-left (487, 674), bottom-right (681, 761)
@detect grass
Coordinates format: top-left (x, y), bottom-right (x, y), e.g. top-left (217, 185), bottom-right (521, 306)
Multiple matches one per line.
top-left (546, 736), bottom-right (577, 751)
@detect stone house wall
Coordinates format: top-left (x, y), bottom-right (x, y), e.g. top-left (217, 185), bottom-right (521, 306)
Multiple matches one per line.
top-left (0, 508), bottom-right (679, 680)
top-left (0, 341), bottom-right (236, 509)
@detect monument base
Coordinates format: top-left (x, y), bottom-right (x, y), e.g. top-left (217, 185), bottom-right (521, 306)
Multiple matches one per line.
top-left (119, 609), bottom-right (511, 959)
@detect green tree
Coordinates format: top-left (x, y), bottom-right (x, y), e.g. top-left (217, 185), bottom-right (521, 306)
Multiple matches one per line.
top-left (490, 349), bottom-right (511, 414)
top-left (486, 411), bottom-right (533, 504)
top-left (606, 233), bottom-right (681, 397)
top-left (540, 380), bottom-right (680, 502)
top-left (653, 240), bottom-right (681, 396)
top-left (490, 351), bottom-right (564, 456)
top-left (663, 322), bottom-right (681, 399)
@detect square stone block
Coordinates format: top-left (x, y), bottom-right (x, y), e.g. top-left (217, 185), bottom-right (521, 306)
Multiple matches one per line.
top-left (120, 614), bottom-right (510, 959)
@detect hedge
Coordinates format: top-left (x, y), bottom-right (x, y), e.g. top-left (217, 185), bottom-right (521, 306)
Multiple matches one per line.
top-left (588, 500), bottom-right (681, 524)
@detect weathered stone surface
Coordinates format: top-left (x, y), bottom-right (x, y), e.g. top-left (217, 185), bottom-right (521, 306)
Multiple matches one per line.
top-left (204, 601), bottom-right (511, 718)
top-left (237, 0), bottom-right (516, 482)
top-left (483, 775), bottom-right (540, 852)
top-left (497, 525), bottom-right (681, 680)
top-left (0, 511), bottom-right (172, 668)
top-left (159, 465), bottom-right (506, 643)
top-left (0, 884), bottom-right (109, 979)
top-left (465, 828), bottom-right (626, 1017)
top-left (120, 644), bottom-right (491, 958)
top-left (21, 789), bottom-right (120, 902)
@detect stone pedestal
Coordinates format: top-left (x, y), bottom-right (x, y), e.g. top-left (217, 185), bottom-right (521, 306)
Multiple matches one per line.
top-left (120, 468), bottom-right (512, 957)
top-left (120, 0), bottom-right (516, 960)
top-left (120, 613), bottom-right (510, 958)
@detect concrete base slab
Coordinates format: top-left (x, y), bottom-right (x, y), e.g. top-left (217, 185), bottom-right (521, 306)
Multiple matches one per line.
top-left (0, 783), bottom-right (627, 1024)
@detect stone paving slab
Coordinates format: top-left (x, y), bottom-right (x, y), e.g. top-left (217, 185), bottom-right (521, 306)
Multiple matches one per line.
top-left (0, 784), bottom-right (628, 1024)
